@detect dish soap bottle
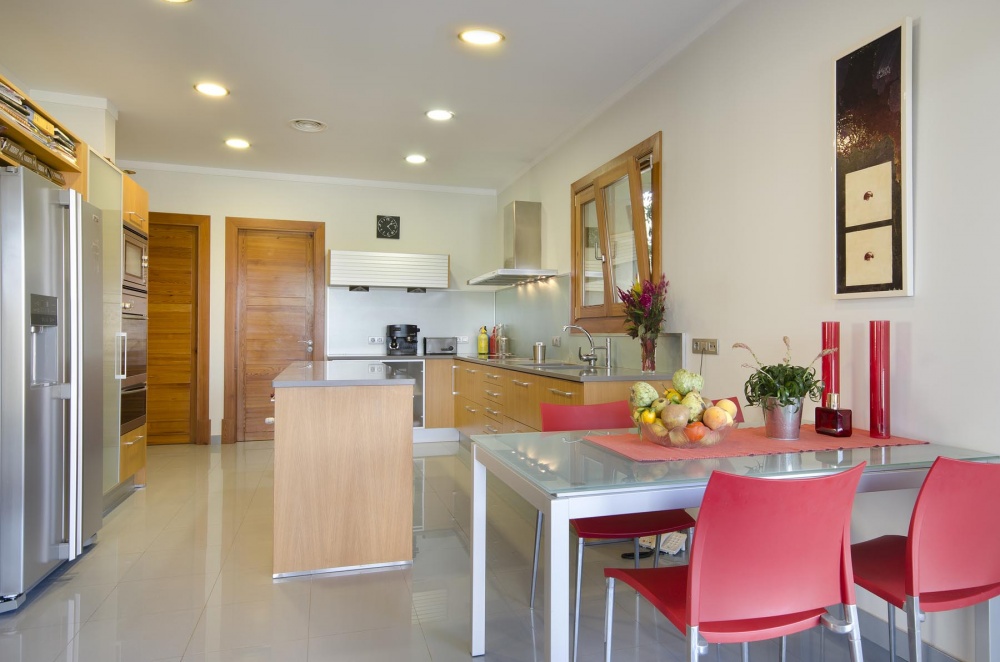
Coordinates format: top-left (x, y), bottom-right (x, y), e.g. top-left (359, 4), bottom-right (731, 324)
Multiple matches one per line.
top-left (816, 393), bottom-right (853, 437)
top-left (477, 326), bottom-right (489, 356)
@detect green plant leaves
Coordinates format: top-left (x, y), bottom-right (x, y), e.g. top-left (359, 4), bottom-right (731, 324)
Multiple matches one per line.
top-left (743, 363), bottom-right (824, 408)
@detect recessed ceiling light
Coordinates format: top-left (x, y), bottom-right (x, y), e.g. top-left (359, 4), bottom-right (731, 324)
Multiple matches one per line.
top-left (426, 109), bottom-right (454, 121)
top-left (458, 29), bottom-right (505, 46)
top-left (289, 118), bottom-right (328, 133)
top-left (405, 154), bottom-right (427, 164)
top-left (162, 0), bottom-right (192, 3)
top-left (195, 82), bottom-right (229, 97)
top-left (225, 138), bottom-right (250, 149)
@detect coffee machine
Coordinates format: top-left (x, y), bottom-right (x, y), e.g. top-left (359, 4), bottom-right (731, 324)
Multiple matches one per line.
top-left (386, 324), bottom-right (419, 356)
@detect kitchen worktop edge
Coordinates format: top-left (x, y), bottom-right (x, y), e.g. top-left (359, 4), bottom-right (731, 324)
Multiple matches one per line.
top-left (454, 355), bottom-right (672, 382)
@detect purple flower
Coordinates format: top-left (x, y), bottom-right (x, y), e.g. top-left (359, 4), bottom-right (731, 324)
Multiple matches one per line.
top-left (639, 292), bottom-right (652, 311)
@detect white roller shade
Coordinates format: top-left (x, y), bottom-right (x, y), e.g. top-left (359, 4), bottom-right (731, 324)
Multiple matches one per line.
top-left (328, 250), bottom-right (450, 289)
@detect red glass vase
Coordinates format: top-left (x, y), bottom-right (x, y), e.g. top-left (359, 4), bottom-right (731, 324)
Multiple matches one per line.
top-left (640, 335), bottom-right (656, 372)
top-left (869, 320), bottom-right (890, 439)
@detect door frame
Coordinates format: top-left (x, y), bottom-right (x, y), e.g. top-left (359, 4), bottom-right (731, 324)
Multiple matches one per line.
top-left (148, 212), bottom-right (212, 444)
top-left (222, 217), bottom-right (326, 443)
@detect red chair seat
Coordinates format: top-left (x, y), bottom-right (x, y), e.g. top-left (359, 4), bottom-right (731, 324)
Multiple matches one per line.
top-left (572, 509), bottom-right (695, 539)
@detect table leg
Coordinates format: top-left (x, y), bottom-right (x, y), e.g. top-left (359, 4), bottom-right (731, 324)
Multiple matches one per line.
top-left (975, 595), bottom-right (998, 662)
top-left (546, 498), bottom-right (571, 662)
top-left (471, 445), bottom-right (487, 656)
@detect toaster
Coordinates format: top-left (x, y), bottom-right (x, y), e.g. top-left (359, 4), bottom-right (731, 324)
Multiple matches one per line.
top-left (424, 337), bottom-right (458, 355)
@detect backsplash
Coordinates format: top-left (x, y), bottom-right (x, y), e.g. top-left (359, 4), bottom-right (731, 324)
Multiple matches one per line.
top-left (325, 275), bottom-right (683, 374)
top-left (325, 287), bottom-right (494, 355)
top-left (494, 275), bottom-right (683, 373)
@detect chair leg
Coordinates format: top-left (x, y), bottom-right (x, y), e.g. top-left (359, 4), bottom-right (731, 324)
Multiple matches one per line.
top-left (845, 603), bottom-right (864, 662)
top-left (633, 538), bottom-right (640, 569)
top-left (604, 576), bottom-right (616, 662)
top-left (530, 510), bottom-right (542, 609)
top-left (887, 603), bottom-right (896, 661)
top-left (687, 625), bottom-right (701, 662)
top-left (906, 596), bottom-right (923, 662)
top-left (574, 536), bottom-right (585, 662)
top-left (741, 641), bottom-right (749, 662)
top-left (653, 534), bottom-right (662, 568)
top-left (778, 636), bottom-right (786, 662)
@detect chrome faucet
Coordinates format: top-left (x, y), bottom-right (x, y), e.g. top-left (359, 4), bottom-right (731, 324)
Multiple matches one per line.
top-left (563, 325), bottom-right (611, 368)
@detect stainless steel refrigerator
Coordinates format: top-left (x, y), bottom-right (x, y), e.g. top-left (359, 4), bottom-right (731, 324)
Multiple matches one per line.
top-left (0, 166), bottom-right (103, 613)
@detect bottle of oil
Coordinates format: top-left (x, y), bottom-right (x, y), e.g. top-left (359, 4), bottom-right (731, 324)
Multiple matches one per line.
top-left (477, 326), bottom-right (489, 356)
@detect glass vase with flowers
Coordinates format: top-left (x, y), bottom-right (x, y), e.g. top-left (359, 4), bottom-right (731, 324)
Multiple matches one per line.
top-left (616, 276), bottom-right (668, 372)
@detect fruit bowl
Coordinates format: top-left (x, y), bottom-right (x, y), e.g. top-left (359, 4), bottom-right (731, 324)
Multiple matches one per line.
top-left (639, 420), bottom-right (739, 448)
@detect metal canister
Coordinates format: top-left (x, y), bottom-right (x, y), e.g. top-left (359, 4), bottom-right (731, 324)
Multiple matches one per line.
top-left (532, 342), bottom-right (546, 363)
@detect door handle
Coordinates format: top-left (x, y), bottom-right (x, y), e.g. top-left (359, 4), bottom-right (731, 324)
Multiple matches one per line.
top-left (452, 364), bottom-right (458, 395)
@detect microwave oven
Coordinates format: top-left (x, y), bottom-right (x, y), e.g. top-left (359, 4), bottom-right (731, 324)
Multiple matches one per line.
top-left (123, 225), bottom-right (148, 292)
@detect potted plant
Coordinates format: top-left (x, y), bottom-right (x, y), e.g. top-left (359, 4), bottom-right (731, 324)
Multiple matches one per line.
top-left (732, 337), bottom-right (834, 440)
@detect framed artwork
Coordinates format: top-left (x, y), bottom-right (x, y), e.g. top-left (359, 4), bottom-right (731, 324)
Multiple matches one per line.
top-left (833, 19), bottom-right (913, 298)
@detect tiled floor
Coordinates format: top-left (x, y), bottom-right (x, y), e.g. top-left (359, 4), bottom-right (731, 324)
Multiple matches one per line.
top-left (0, 441), bottom-right (886, 661)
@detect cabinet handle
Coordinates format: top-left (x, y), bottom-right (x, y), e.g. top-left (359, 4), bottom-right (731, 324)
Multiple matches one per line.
top-left (465, 368), bottom-right (477, 374)
top-left (485, 407), bottom-right (500, 416)
top-left (548, 387), bottom-right (575, 398)
top-left (464, 405), bottom-right (478, 413)
top-left (128, 210), bottom-right (147, 223)
top-left (484, 424), bottom-right (499, 434)
top-left (484, 390), bottom-right (500, 398)
top-left (485, 372), bottom-right (500, 380)
top-left (265, 417), bottom-right (275, 425)
top-left (451, 365), bottom-right (458, 395)
top-left (511, 379), bottom-right (531, 387)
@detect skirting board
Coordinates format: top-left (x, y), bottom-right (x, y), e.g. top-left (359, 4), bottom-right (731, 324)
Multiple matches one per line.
top-left (858, 607), bottom-right (955, 662)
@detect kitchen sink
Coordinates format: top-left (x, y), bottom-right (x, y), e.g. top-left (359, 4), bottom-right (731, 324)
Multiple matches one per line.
top-left (496, 358), bottom-right (582, 369)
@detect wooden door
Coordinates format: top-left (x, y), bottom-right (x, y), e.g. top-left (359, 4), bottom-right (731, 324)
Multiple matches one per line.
top-left (223, 218), bottom-right (325, 443)
top-left (147, 212), bottom-right (211, 444)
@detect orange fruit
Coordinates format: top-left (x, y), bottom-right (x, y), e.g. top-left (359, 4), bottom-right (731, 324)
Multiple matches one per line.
top-left (684, 422), bottom-right (708, 442)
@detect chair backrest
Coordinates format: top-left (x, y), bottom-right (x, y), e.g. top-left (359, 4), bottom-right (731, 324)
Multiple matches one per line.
top-left (907, 457), bottom-right (1000, 600)
top-left (688, 463), bottom-right (864, 626)
top-left (539, 400), bottom-right (633, 432)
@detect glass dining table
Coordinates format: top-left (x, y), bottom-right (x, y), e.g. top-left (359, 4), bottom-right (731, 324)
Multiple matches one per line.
top-left (468, 428), bottom-right (1000, 662)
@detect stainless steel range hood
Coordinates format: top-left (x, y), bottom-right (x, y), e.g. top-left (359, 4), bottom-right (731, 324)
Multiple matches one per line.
top-left (468, 201), bottom-right (556, 286)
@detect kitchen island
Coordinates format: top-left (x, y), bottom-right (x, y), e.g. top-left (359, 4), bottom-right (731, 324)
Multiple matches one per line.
top-left (271, 361), bottom-right (415, 577)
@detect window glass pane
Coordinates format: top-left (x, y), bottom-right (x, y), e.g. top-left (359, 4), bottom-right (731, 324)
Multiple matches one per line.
top-left (640, 160), bottom-right (653, 275)
top-left (580, 199), bottom-right (604, 307)
top-left (603, 174), bottom-right (638, 301)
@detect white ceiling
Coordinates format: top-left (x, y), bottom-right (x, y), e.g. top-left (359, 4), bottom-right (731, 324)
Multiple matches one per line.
top-left (1, 0), bottom-right (734, 191)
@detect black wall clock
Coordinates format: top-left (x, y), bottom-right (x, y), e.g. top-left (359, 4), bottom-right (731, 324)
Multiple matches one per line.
top-left (376, 215), bottom-right (400, 239)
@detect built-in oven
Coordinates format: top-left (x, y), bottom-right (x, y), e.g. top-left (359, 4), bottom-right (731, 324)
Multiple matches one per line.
top-left (122, 225), bottom-right (148, 292)
top-left (120, 290), bottom-right (148, 434)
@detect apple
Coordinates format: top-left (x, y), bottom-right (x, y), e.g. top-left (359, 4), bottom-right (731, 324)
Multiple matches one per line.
top-left (715, 398), bottom-right (738, 419)
top-left (702, 406), bottom-right (734, 431)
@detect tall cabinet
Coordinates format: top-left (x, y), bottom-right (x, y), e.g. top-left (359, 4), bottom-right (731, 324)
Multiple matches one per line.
top-left (86, 151), bottom-right (148, 494)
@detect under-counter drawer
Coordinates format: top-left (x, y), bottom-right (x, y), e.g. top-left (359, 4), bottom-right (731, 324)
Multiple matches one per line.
top-left (506, 373), bottom-right (541, 429)
top-left (120, 424), bottom-right (147, 481)
top-left (455, 363), bottom-right (480, 399)
top-left (538, 374), bottom-right (584, 406)
top-left (503, 416), bottom-right (539, 434)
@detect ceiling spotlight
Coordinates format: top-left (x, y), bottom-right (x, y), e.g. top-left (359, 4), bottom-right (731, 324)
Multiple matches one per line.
top-left (225, 138), bottom-right (250, 149)
top-left (426, 109), bottom-right (454, 121)
top-left (195, 82), bottom-right (229, 97)
top-left (405, 154), bottom-right (427, 164)
top-left (162, 0), bottom-right (192, 3)
top-left (289, 118), bottom-right (328, 133)
top-left (459, 29), bottom-right (505, 46)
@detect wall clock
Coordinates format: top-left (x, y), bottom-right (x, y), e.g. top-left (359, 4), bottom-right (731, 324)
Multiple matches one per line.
top-left (376, 215), bottom-right (400, 239)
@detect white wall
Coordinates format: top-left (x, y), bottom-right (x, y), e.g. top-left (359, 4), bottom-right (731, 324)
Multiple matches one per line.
top-left (121, 165), bottom-right (497, 438)
top-left (499, 0), bottom-right (1000, 656)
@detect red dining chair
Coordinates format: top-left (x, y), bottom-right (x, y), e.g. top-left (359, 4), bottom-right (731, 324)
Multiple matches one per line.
top-left (532, 400), bottom-right (696, 662)
top-left (851, 457), bottom-right (1000, 662)
top-left (604, 463), bottom-right (866, 662)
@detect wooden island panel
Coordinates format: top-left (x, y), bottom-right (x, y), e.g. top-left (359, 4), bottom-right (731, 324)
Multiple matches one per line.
top-left (273, 383), bottom-right (413, 576)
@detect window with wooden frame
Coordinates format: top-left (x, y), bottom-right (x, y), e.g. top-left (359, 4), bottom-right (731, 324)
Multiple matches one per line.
top-left (570, 132), bottom-right (661, 333)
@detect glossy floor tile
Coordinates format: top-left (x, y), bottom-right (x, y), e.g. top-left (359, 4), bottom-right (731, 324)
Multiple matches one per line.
top-left (0, 440), bottom-right (888, 661)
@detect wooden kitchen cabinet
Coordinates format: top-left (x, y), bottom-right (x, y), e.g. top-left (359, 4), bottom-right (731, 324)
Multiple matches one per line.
top-left (453, 359), bottom-right (632, 437)
top-left (424, 359), bottom-right (455, 428)
top-left (120, 424), bottom-right (147, 484)
top-left (122, 174), bottom-right (149, 233)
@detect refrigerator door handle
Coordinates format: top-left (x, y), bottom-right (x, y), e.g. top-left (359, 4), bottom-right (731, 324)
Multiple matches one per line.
top-left (65, 196), bottom-right (82, 561)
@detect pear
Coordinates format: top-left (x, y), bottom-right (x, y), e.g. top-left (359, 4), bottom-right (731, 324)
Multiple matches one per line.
top-left (661, 404), bottom-right (691, 430)
top-left (650, 397), bottom-right (669, 413)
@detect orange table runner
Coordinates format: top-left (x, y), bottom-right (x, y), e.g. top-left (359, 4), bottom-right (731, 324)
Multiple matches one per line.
top-left (583, 425), bottom-right (928, 463)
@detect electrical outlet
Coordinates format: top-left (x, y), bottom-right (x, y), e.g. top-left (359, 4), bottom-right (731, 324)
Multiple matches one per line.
top-left (368, 336), bottom-right (378, 344)
top-left (692, 338), bottom-right (719, 355)
top-left (375, 336), bottom-right (384, 344)
top-left (551, 336), bottom-right (562, 347)
top-left (457, 336), bottom-right (469, 343)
